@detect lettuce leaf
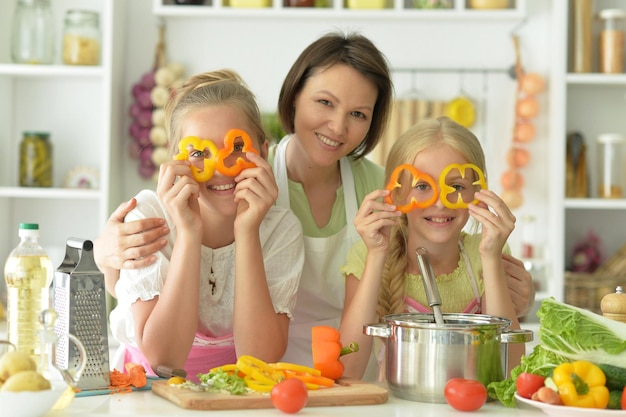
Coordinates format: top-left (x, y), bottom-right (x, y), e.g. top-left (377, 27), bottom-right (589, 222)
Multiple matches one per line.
top-left (487, 345), bottom-right (566, 407)
top-left (537, 297), bottom-right (626, 367)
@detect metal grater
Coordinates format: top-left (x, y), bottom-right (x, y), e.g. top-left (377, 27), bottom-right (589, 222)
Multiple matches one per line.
top-left (53, 238), bottom-right (110, 391)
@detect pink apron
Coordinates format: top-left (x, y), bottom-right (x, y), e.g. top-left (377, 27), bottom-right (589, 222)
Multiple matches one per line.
top-left (122, 332), bottom-right (236, 383)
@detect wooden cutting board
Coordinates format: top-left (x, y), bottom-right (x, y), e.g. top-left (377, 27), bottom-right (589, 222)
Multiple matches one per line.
top-left (152, 378), bottom-right (388, 410)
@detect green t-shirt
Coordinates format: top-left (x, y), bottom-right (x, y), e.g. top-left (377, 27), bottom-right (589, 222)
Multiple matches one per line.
top-left (269, 142), bottom-right (384, 237)
top-left (340, 232), bottom-right (512, 312)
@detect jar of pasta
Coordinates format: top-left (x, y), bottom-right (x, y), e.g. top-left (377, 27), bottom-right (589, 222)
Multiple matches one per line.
top-left (62, 10), bottom-right (100, 66)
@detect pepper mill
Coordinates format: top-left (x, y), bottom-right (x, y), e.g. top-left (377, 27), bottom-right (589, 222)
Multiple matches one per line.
top-left (600, 286), bottom-right (626, 323)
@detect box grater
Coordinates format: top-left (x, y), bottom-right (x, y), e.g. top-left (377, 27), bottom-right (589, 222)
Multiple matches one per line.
top-left (53, 237), bottom-right (110, 390)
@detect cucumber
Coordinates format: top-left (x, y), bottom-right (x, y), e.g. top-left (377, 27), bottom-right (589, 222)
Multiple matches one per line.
top-left (608, 390), bottom-right (623, 410)
top-left (598, 363), bottom-right (626, 391)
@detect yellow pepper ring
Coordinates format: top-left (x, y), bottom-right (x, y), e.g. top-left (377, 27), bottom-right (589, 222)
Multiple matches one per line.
top-left (384, 164), bottom-right (438, 213)
top-left (174, 136), bottom-right (218, 182)
top-left (243, 376), bottom-right (274, 393)
top-left (438, 163), bottom-right (487, 209)
top-left (215, 129), bottom-right (259, 177)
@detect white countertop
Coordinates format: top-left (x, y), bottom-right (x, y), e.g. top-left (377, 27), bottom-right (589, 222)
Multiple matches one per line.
top-left (46, 388), bottom-right (547, 417)
top-left (1, 319), bottom-right (545, 416)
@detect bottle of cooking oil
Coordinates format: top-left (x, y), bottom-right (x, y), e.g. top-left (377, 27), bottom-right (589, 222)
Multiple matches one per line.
top-left (4, 223), bottom-right (54, 360)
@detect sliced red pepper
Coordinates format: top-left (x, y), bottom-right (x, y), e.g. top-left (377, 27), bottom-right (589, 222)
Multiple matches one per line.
top-left (215, 129), bottom-right (259, 177)
top-left (438, 163), bottom-right (487, 209)
top-left (384, 164), bottom-right (438, 213)
top-left (174, 136), bottom-right (218, 182)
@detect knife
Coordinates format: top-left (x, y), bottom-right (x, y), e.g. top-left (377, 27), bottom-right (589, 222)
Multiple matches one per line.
top-left (156, 365), bottom-right (187, 379)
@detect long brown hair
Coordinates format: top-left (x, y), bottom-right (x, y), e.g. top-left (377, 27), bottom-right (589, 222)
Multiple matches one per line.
top-left (278, 31), bottom-right (393, 159)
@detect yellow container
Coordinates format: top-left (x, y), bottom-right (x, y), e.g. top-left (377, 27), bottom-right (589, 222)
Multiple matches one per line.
top-left (229, 0), bottom-right (271, 7)
top-left (347, 0), bottom-right (386, 9)
top-left (468, 0), bottom-right (509, 9)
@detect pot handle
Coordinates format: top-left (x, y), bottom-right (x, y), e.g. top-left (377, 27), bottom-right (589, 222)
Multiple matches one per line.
top-left (363, 323), bottom-right (391, 339)
top-left (499, 329), bottom-right (533, 344)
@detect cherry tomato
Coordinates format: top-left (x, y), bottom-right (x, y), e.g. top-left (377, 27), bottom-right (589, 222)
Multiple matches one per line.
top-left (621, 387), bottom-right (626, 410)
top-left (444, 378), bottom-right (487, 412)
top-left (516, 372), bottom-right (546, 399)
top-left (270, 379), bottom-right (308, 414)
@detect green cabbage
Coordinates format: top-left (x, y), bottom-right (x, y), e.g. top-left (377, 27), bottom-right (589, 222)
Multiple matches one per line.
top-left (537, 297), bottom-right (626, 367)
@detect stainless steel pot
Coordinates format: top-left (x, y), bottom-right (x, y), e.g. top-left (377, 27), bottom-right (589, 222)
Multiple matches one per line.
top-left (364, 313), bottom-right (532, 403)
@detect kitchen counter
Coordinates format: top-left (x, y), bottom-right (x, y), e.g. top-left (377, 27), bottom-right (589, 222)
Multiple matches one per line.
top-left (1, 319), bottom-right (546, 416)
top-left (46, 388), bottom-right (547, 417)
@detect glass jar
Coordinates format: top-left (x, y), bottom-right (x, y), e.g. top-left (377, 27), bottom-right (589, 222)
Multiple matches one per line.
top-left (20, 132), bottom-right (52, 187)
top-left (11, 0), bottom-right (55, 65)
top-left (62, 10), bottom-right (101, 66)
top-left (597, 133), bottom-right (625, 198)
top-left (598, 9), bottom-right (626, 74)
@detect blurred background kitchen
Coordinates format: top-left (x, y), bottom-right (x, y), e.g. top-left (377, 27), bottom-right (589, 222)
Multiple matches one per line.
top-left (0, 0), bottom-right (625, 326)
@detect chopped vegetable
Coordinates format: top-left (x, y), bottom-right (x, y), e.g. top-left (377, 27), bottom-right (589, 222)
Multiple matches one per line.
top-left (125, 362), bottom-right (147, 388)
top-left (197, 368), bottom-right (248, 395)
top-left (538, 298), bottom-right (626, 367)
top-left (311, 326), bottom-right (358, 380)
top-left (552, 360), bottom-right (609, 408)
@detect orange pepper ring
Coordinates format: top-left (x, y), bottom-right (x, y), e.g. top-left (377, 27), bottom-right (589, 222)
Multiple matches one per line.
top-left (384, 164), bottom-right (438, 213)
top-left (174, 136), bottom-right (218, 182)
top-left (215, 129), bottom-right (260, 177)
top-left (438, 163), bottom-right (487, 209)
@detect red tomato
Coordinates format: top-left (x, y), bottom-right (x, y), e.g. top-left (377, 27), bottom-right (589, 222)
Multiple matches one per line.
top-left (270, 379), bottom-right (308, 414)
top-left (515, 372), bottom-right (546, 399)
top-left (444, 378), bottom-right (487, 412)
top-left (621, 387), bottom-right (626, 410)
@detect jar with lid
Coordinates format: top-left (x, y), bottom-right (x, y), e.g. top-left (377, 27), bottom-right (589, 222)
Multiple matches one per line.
top-left (598, 9), bottom-right (626, 74)
top-left (62, 10), bottom-right (101, 66)
top-left (11, 0), bottom-right (55, 65)
top-left (20, 132), bottom-right (52, 187)
top-left (597, 133), bottom-right (625, 198)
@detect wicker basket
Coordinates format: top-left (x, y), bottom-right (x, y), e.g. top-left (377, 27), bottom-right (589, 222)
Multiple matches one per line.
top-left (564, 272), bottom-right (625, 314)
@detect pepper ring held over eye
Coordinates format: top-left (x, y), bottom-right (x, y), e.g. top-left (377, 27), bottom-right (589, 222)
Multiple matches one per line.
top-left (384, 164), bottom-right (439, 213)
top-left (174, 136), bottom-right (218, 182)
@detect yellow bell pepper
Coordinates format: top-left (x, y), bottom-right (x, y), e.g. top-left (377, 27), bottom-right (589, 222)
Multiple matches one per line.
top-left (552, 360), bottom-right (609, 409)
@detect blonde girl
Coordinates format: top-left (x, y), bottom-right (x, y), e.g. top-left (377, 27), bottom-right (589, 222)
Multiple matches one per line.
top-left (339, 116), bottom-right (523, 379)
top-left (108, 69), bottom-right (304, 381)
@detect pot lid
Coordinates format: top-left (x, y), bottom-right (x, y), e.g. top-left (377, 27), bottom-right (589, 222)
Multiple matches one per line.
top-left (384, 312), bottom-right (511, 329)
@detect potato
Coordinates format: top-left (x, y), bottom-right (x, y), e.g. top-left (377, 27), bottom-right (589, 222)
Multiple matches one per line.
top-left (0, 370), bottom-right (51, 392)
top-left (0, 351), bottom-right (37, 382)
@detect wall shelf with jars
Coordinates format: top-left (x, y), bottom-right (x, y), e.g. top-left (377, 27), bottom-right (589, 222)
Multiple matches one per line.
top-left (153, 0), bottom-right (525, 19)
top-left (547, 0), bottom-right (626, 309)
top-left (0, 0), bottom-right (125, 264)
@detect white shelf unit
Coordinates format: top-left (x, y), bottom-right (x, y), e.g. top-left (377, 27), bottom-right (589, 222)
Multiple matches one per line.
top-left (152, 0), bottom-right (525, 18)
top-left (549, 0), bottom-right (626, 304)
top-left (0, 0), bottom-right (126, 265)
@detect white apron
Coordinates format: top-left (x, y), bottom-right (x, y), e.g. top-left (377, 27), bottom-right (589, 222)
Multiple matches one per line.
top-left (274, 136), bottom-right (362, 367)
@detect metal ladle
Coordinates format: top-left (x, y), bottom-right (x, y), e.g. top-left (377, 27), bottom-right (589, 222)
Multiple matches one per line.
top-left (416, 247), bottom-right (445, 326)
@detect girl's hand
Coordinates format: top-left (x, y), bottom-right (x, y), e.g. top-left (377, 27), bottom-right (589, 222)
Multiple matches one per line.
top-left (468, 189), bottom-right (515, 258)
top-left (156, 160), bottom-right (202, 233)
top-left (354, 189), bottom-right (402, 255)
top-left (232, 152), bottom-right (278, 233)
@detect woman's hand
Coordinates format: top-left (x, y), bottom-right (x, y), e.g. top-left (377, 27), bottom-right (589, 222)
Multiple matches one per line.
top-left (94, 198), bottom-right (169, 272)
top-left (354, 189), bottom-right (402, 255)
top-left (156, 159), bottom-right (202, 233)
top-left (233, 152), bottom-right (278, 233)
top-left (468, 189), bottom-right (516, 258)
top-left (502, 253), bottom-right (536, 318)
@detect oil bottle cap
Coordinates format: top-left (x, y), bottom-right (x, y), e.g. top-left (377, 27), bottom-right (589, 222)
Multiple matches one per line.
top-left (19, 223), bottom-right (39, 230)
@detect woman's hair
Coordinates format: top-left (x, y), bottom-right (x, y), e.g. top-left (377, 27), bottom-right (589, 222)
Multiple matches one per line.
top-left (376, 116), bottom-right (487, 319)
top-left (165, 69), bottom-right (267, 157)
top-left (277, 31), bottom-right (393, 159)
